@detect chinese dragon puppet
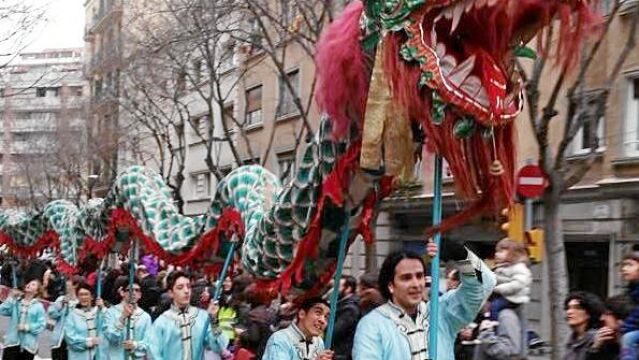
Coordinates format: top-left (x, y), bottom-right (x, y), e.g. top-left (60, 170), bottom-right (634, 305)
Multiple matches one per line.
top-left (0, 0), bottom-right (595, 297)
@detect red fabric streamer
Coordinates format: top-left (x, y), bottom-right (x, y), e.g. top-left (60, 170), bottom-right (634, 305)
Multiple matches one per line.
top-left (315, 0), bottom-right (370, 138)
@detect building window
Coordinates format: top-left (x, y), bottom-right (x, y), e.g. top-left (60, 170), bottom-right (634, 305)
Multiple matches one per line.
top-left (36, 88), bottom-right (46, 97)
top-left (219, 41), bottom-right (235, 73)
top-left (192, 59), bottom-right (202, 84)
top-left (277, 69), bottom-right (300, 117)
top-left (51, 87), bottom-right (60, 97)
top-left (220, 166), bottom-right (233, 177)
top-left (278, 152), bottom-right (296, 184)
top-left (243, 157), bottom-right (260, 165)
top-left (569, 90), bottom-right (606, 156)
top-left (244, 85), bottom-right (262, 127)
top-left (223, 105), bottom-right (235, 135)
top-left (191, 114), bottom-right (209, 136)
top-left (192, 172), bottom-right (211, 198)
top-left (572, 117), bottom-right (605, 155)
top-left (176, 70), bottom-right (187, 92)
top-left (414, 156), bottom-right (453, 182)
top-left (626, 78), bottom-right (639, 157)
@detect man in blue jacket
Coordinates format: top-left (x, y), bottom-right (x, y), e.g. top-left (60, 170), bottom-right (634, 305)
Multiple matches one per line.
top-left (352, 242), bottom-right (495, 360)
top-left (262, 297), bottom-right (334, 360)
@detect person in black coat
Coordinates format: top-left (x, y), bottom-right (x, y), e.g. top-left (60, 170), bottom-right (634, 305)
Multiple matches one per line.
top-left (333, 275), bottom-right (360, 360)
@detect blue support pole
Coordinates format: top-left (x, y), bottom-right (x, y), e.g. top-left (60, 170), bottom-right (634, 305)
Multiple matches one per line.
top-left (11, 258), bottom-right (17, 289)
top-left (203, 239), bottom-right (238, 352)
top-left (95, 257), bottom-right (105, 359)
top-left (428, 154), bottom-right (443, 359)
top-left (324, 224), bottom-right (351, 349)
top-left (213, 241), bottom-right (237, 302)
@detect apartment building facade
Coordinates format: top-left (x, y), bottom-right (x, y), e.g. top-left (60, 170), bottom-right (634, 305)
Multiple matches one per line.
top-left (84, 0), bottom-right (125, 194)
top-left (0, 48), bottom-right (88, 208)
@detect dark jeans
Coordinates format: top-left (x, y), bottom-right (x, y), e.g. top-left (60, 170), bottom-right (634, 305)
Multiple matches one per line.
top-left (51, 340), bottom-right (68, 360)
top-left (490, 296), bottom-right (519, 320)
top-left (2, 346), bottom-right (35, 360)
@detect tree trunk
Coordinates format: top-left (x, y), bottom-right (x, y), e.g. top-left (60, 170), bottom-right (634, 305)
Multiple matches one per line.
top-left (543, 180), bottom-right (569, 360)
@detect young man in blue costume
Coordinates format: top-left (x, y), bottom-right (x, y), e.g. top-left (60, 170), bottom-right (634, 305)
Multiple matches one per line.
top-left (0, 278), bottom-right (47, 360)
top-left (148, 270), bottom-right (228, 360)
top-left (352, 241), bottom-right (495, 360)
top-left (262, 297), bottom-right (334, 360)
top-left (103, 277), bottom-right (152, 359)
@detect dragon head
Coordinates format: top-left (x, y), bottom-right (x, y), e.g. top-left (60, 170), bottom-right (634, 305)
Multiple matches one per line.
top-left (368, 0), bottom-right (592, 127)
top-left (315, 0), bottom-right (596, 228)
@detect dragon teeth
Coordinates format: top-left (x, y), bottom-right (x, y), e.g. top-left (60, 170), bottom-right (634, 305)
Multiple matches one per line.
top-left (449, 55), bottom-right (476, 86)
top-left (441, 54), bottom-right (457, 75)
top-left (436, 42), bottom-right (446, 58)
top-left (451, 4), bottom-right (464, 34)
top-left (460, 75), bottom-right (482, 96)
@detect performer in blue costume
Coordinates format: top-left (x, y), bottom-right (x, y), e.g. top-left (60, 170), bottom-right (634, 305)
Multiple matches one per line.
top-left (48, 276), bottom-right (81, 360)
top-left (0, 278), bottom-right (47, 360)
top-left (148, 270), bottom-right (228, 360)
top-left (262, 297), bottom-right (334, 360)
top-left (352, 242), bottom-right (496, 360)
top-left (103, 277), bottom-right (152, 359)
top-left (64, 282), bottom-right (107, 360)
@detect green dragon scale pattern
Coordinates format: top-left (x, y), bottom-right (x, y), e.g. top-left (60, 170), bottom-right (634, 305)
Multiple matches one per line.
top-left (0, 117), bottom-right (380, 291)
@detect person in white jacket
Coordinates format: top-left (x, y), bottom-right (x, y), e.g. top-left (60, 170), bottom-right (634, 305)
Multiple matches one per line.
top-left (489, 238), bottom-right (532, 321)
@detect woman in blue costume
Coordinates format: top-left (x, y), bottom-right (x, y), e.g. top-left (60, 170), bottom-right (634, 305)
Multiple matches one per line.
top-left (48, 275), bottom-right (82, 360)
top-left (0, 278), bottom-right (47, 360)
top-left (103, 276), bottom-right (152, 359)
top-left (64, 282), bottom-right (107, 360)
top-left (148, 270), bottom-right (228, 360)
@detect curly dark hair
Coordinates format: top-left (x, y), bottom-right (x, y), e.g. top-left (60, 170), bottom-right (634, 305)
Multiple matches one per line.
top-left (564, 291), bottom-right (605, 330)
top-left (378, 251), bottom-right (426, 301)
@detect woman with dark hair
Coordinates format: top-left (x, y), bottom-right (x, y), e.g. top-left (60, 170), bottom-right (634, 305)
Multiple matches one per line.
top-left (103, 276), bottom-right (152, 359)
top-left (0, 277), bottom-right (46, 360)
top-left (64, 282), bottom-right (107, 360)
top-left (564, 291), bottom-right (605, 360)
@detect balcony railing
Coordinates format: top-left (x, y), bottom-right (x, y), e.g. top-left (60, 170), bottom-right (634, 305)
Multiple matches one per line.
top-left (86, 0), bottom-right (123, 35)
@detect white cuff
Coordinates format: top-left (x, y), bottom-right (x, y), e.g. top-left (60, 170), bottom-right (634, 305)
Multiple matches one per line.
top-left (457, 248), bottom-right (483, 275)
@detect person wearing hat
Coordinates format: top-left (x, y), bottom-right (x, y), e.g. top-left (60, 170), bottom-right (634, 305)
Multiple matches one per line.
top-left (103, 276), bottom-right (152, 359)
top-left (0, 277), bottom-right (47, 360)
top-left (262, 297), bottom-right (334, 360)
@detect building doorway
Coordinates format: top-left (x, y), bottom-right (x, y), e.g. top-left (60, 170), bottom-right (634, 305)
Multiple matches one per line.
top-left (565, 241), bottom-right (609, 298)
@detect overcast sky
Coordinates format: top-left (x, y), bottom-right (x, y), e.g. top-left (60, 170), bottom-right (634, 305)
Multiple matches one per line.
top-left (26, 0), bottom-right (85, 52)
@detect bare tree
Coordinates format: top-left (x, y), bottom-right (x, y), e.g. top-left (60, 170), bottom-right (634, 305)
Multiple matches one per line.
top-left (522, 1), bottom-right (639, 357)
top-left (230, 0), bottom-right (336, 173)
top-left (119, 0), bottom-right (341, 198)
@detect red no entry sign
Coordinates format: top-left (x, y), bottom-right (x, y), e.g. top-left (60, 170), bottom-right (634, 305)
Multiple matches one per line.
top-left (517, 165), bottom-right (546, 198)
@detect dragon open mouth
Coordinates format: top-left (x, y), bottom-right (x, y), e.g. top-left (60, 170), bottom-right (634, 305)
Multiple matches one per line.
top-left (410, 0), bottom-right (553, 125)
